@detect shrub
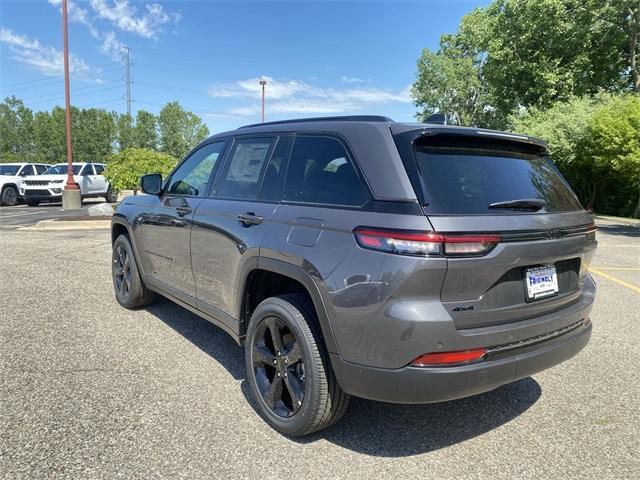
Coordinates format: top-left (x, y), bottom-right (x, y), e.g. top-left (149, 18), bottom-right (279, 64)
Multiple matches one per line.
top-left (104, 148), bottom-right (177, 193)
top-left (581, 95), bottom-right (640, 217)
top-left (511, 94), bottom-right (640, 218)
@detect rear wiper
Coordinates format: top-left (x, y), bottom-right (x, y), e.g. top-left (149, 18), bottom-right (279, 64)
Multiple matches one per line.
top-left (488, 198), bottom-right (546, 211)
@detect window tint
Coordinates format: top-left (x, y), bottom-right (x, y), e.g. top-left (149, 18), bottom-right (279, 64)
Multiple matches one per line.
top-left (284, 136), bottom-right (368, 206)
top-left (35, 165), bottom-right (48, 175)
top-left (94, 164), bottom-right (105, 175)
top-left (216, 138), bottom-right (274, 200)
top-left (167, 141), bottom-right (226, 196)
top-left (258, 136), bottom-right (292, 201)
top-left (81, 164), bottom-right (94, 176)
top-left (19, 165), bottom-right (35, 176)
top-left (44, 164), bottom-right (82, 175)
top-left (412, 145), bottom-right (583, 214)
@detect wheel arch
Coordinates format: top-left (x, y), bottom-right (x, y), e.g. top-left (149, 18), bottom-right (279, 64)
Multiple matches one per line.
top-left (1, 182), bottom-right (19, 193)
top-left (239, 258), bottom-right (339, 355)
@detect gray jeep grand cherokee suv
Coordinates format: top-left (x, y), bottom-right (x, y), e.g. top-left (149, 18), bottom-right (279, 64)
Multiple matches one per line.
top-left (111, 116), bottom-right (596, 436)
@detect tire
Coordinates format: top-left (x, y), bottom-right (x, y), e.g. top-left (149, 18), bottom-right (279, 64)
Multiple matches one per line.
top-left (112, 234), bottom-right (155, 309)
top-left (105, 187), bottom-right (118, 203)
top-left (25, 199), bottom-right (39, 207)
top-left (1, 186), bottom-right (19, 206)
top-left (245, 294), bottom-right (350, 436)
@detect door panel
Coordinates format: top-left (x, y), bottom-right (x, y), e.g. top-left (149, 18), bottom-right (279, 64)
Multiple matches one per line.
top-left (136, 140), bottom-right (228, 301)
top-left (138, 195), bottom-right (202, 298)
top-left (191, 199), bottom-right (276, 319)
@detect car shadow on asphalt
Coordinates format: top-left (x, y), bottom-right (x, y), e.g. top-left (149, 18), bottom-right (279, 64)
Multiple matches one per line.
top-left (146, 298), bottom-right (542, 457)
top-left (596, 224), bottom-right (640, 238)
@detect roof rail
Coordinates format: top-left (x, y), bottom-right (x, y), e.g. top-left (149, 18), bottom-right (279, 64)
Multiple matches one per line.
top-left (239, 115), bottom-right (394, 129)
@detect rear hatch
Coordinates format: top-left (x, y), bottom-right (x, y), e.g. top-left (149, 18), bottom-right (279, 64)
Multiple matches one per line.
top-left (392, 126), bottom-right (597, 329)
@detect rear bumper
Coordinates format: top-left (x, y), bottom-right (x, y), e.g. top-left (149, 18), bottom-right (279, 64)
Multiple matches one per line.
top-left (331, 319), bottom-right (591, 404)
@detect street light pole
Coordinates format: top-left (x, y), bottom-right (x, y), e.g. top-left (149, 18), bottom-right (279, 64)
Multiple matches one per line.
top-left (61, 0), bottom-right (81, 210)
top-left (259, 79), bottom-right (267, 123)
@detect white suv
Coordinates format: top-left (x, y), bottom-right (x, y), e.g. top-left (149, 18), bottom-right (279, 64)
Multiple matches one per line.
top-left (0, 163), bottom-right (51, 206)
top-left (22, 162), bottom-right (116, 206)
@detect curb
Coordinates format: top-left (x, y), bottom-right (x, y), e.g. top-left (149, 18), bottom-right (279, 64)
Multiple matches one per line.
top-left (20, 219), bottom-right (111, 231)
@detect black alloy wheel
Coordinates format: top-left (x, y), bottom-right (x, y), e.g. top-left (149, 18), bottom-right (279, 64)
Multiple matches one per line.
top-left (113, 243), bottom-right (132, 298)
top-left (245, 294), bottom-right (350, 436)
top-left (111, 235), bottom-right (155, 309)
top-left (251, 316), bottom-right (306, 417)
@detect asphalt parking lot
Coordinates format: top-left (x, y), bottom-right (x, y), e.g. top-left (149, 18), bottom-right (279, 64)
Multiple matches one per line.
top-left (0, 200), bottom-right (105, 228)
top-left (1, 217), bottom-right (638, 479)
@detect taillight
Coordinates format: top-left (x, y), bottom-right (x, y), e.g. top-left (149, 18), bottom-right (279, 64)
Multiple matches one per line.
top-left (353, 228), bottom-right (500, 257)
top-left (410, 348), bottom-right (487, 367)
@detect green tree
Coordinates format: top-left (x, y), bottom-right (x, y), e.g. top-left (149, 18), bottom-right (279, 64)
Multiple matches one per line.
top-left (73, 108), bottom-right (116, 163)
top-left (582, 95), bottom-right (640, 217)
top-left (511, 95), bottom-right (609, 208)
top-left (478, 0), bottom-right (628, 116)
top-left (416, 0), bottom-right (639, 126)
top-left (103, 148), bottom-right (177, 192)
top-left (511, 94), bottom-right (640, 218)
top-left (134, 110), bottom-right (158, 149)
top-left (33, 107), bottom-right (66, 164)
top-left (0, 96), bottom-right (34, 161)
top-left (116, 113), bottom-right (135, 151)
top-left (158, 101), bottom-right (209, 158)
top-left (412, 36), bottom-right (490, 126)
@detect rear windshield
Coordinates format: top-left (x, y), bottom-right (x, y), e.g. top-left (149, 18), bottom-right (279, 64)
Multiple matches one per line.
top-left (412, 144), bottom-right (582, 215)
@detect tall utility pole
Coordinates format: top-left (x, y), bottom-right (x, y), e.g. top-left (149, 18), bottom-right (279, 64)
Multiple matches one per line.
top-left (259, 79), bottom-right (267, 123)
top-left (123, 45), bottom-right (131, 116)
top-left (61, 0), bottom-right (81, 210)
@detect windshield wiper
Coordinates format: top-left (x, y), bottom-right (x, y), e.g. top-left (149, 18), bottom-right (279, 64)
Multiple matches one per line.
top-left (488, 198), bottom-right (546, 211)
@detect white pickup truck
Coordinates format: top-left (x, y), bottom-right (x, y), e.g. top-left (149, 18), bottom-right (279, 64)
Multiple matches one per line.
top-left (0, 163), bottom-right (51, 206)
top-left (22, 162), bottom-right (117, 206)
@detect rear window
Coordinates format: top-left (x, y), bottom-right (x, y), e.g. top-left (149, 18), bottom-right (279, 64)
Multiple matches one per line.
top-left (412, 143), bottom-right (582, 215)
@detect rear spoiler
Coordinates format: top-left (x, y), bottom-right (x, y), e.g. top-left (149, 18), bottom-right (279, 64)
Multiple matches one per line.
top-left (389, 124), bottom-right (548, 154)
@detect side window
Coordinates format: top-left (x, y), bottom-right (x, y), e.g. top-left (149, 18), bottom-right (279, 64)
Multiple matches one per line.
top-left (94, 164), bottom-right (105, 175)
top-left (81, 164), bottom-right (94, 176)
top-left (216, 138), bottom-right (275, 200)
top-left (167, 141), bottom-right (226, 196)
top-left (258, 136), bottom-right (292, 201)
top-left (35, 165), bottom-right (48, 175)
top-left (284, 136), bottom-right (369, 206)
top-left (19, 165), bottom-right (34, 176)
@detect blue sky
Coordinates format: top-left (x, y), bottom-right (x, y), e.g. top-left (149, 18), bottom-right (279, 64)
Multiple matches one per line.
top-left (0, 0), bottom-right (487, 133)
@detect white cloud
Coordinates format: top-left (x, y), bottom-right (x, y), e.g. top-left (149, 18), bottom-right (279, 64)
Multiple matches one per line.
top-left (341, 76), bottom-right (369, 83)
top-left (207, 76), bottom-right (411, 116)
top-left (0, 27), bottom-right (91, 78)
top-left (99, 31), bottom-right (126, 60)
top-left (48, 0), bottom-right (100, 38)
top-left (89, 0), bottom-right (180, 39)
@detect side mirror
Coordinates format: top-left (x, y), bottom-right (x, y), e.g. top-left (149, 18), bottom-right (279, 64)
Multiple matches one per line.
top-left (140, 173), bottom-right (163, 195)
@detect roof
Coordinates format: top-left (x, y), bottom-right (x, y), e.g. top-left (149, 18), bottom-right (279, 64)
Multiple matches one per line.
top-left (222, 115), bottom-right (548, 150)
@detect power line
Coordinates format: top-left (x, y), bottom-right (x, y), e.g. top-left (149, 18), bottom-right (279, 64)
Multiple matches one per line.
top-left (20, 80), bottom-right (122, 102)
top-left (0, 61), bottom-right (121, 91)
top-left (27, 85), bottom-right (123, 106)
top-left (76, 98), bottom-right (125, 109)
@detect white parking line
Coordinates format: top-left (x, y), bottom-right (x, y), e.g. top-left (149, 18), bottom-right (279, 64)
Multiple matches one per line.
top-left (0, 210), bottom-right (48, 218)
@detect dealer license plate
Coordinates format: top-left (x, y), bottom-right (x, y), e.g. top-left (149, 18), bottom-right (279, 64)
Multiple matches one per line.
top-left (525, 265), bottom-right (559, 301)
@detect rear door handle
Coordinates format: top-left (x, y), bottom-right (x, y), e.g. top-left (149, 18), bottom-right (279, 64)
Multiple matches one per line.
top-left (238, 212), bottom-right (264, 226)
top-left (176, 206), bottom-right (193, 217)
